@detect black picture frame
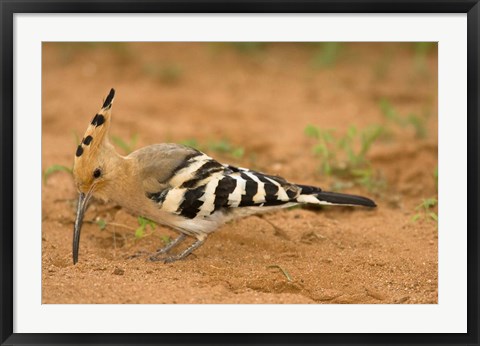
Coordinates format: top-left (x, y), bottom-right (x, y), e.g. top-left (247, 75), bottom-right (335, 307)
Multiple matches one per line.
top-left (1, 1), bottom-right (478, 345)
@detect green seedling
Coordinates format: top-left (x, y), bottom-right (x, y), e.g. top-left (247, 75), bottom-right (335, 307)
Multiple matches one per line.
top-left (143, 63), bottom-right (183, 85)
top-left (231, 148), bottom-right (245, 159)
top-left (43, 164), bottom-right (73, 184)
top-left (406, 114), bottom-right (427, 139)
top-left (349, 168), bottom-right (387, 194)
top-left (89, 218), bottom-right (136, 232)
top-left (135, 216), bottom-right (157, 239)
top-left (93, 217), bottom-right (169, 244)
top-left (207, 139), bottom-right (245, 159)
top-left (379, 98), bottom-right (427, 139)
top-left (159, 65), bottom-right (183, 84)
top-left (179, 138), bottom-right (200, 150)
top-left (305, 124), bottom-right (334, 174)
top-left (312, 42), bottom-right (342, 68)
top-left (111, 133), bottom-right (138, 154)
top-left (412, 198), bottom-right (438, 223)
top-left (160, 235), bottom-right (172, 245)
top-left (96, 218), bottom-right (107, 230)
top-left (412, 42), bottom-right (436, 73)
top-left (180, 138), bottom-right (245, 159)
top-left (207, 139), bottom-right (232, 152)
top-left (90, 217), bottom-right (171, 250)
top-left (354, 125), bottom-right (383, 166)
top-left (305, 124), bottom-right (384, 193)
top-left (417, 198), bottom-right (437, 210)
top-left (434, 166), bottom-right (438, 192)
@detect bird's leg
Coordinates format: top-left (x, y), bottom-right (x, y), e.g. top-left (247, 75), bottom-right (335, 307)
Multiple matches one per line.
top-left (154, 233), bottom-right (187, 255)
top-left (128, 234), bottom-right (186, 259)
top-left (149, 238), bottom-right (206, 263)
top-left (256, 215), bottom-right (290, 240)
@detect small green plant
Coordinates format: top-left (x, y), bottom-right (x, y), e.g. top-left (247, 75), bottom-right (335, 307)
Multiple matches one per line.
top-left (305, 125), bottom-right (334, 174)
top-left (348, 168), bottom-right (387, 193)
top-left (379, 98), bottom-right (427, 139)
top-left (111, 133), bottom-right (138, 154)
top-left (143, 63), bottom-right (183, 85)
top-left (135, 216), bottom-right (157, 239)
top-left (434, 166), bottom-right (438, 192)
top-left (89, 218), bottom-right (136, 232)
top-left (91, 217), bottom-right (175, 246)
top-left (43, 164), bottom-right (73, 184)
top-left (412, 198), bottom-right (438, 222)
top-left (305, 124), bottom-right (382, 173)
top-left (207, 139), bottom-right (244, 159)
top-left (160, 235), bottom-right (172, 245)
top-left (91, 217), bottom-right (156, 237)
top-left (179, 138), bottom-right (200, 149)
top-left (96, 218), bottom-right (107, 230)
top-left (159, 65), bottom-right (183, 84)
top-left (312, 42), bottom-right (342, 68)
top-left (305, 124), bottom-right (384, 192)
top-left (412, 42), bottom-right (436, 73)
top-left (43, 131), bottom-right (84, 184)
top-left (180, 138), bottom-right (245, 159)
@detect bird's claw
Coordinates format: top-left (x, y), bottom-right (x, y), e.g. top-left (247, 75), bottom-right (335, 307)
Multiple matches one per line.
top-left (128, 243), bottom-right (175, 260)
top-left (127, 250), bottom-right (149, 259)
top-left (148, 255), bottom-right (179, 263)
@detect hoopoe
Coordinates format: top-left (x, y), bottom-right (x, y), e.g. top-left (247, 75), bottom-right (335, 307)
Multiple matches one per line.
top-left (72, 88), bottom-right (376, 264)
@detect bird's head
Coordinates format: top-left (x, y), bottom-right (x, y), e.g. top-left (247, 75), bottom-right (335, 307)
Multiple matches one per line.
top-left (72, 88), bottom-right (117, 264)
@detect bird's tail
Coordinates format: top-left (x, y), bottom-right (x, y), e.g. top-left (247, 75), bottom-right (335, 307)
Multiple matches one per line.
top-left (295, 184), bottom-right (376, 208)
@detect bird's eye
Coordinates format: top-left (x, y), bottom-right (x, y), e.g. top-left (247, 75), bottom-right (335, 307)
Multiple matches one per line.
top-left (93, 168), bottom-right (102, 179)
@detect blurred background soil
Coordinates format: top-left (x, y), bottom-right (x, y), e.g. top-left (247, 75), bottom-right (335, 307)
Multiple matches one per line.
top-left (42, 42), bottom-right (438, 304)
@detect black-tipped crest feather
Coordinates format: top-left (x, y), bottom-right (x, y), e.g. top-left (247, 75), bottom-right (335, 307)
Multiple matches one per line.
top-left (102, 88), bottom-right (115, 109)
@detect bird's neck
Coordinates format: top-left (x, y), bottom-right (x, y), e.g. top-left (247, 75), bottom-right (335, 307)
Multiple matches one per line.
top-left (100, 149), bottom-right (146, 210)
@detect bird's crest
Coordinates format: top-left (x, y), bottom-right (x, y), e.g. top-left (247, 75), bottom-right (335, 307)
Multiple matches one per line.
top-left (73, 88), bottom-right (116, 193)
top-left (74, 88), bottom-right (115, 162)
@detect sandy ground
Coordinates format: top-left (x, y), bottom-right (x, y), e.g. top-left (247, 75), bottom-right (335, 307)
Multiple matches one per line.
top-left (42, 42), bottom-right (438, 304)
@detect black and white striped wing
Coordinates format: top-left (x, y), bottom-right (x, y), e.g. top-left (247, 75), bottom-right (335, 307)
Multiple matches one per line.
top-left (223, 165), bottom-right (300, 208)
top-left (147, 152), bottom-right (300, 220)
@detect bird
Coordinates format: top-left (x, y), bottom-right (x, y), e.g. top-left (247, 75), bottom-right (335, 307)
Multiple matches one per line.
top-left (72, 88), bottom-right (376, 264)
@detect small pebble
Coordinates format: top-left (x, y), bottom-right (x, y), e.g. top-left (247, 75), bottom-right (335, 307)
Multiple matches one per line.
top-left (395, 296), bottom-right (410, 304)
top-left (113, 267), bottom-right (125, 275)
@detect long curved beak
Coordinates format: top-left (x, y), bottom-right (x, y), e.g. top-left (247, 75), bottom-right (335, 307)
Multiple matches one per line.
top-left (73, 191), bottom-right (93, 264)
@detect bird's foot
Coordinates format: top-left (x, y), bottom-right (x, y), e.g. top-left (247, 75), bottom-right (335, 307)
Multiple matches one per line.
top-left (155, 234), bottom-right (187, 254)
top-left (127, 250), bottom-right (149, 259)
top-left (127, 234), bottom-right (187, 260)
top-left (148, 254), bottom-right (183, 263)
top-left (148, 238), bottom-right (205, 263)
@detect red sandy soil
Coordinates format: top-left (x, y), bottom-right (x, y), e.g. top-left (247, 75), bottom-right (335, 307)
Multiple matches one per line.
top-left (42, 43), bottom-right (438, 304)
